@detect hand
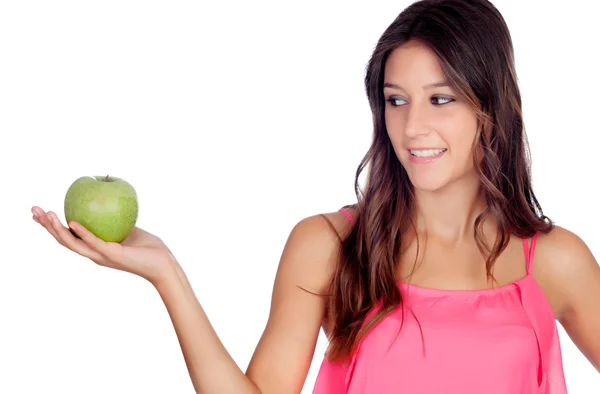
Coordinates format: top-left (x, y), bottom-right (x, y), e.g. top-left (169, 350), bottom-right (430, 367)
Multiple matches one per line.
top-left (31, 206), bottom-right (177, 286)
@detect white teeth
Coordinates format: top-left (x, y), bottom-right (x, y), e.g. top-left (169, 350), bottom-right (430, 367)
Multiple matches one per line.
top-left (409, 148), bottom-right (447, 157)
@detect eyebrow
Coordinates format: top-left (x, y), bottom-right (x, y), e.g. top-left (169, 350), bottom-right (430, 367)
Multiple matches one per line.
top-left (383, 81), bottom-right (450, 90)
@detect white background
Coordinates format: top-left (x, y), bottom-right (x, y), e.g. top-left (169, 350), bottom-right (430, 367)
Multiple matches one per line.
top-left (1, 0), bottom-right (599, 393)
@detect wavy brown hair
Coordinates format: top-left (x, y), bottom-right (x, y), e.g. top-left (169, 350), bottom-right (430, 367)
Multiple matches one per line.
top-left (324, 0), bottom-right (554, 363)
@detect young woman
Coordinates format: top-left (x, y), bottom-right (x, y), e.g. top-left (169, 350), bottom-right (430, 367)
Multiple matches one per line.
top-left (31, 0), bottom-right (599, 393)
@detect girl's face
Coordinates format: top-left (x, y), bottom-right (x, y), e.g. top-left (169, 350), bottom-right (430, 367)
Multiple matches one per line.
top-left (384, 40), bottom-right (480, 193)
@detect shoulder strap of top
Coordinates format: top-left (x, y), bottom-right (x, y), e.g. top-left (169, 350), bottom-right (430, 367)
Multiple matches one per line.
top-left (339, 207), bottom-right (355, 226)
top-left (522, 232), bottom-right (539, 274)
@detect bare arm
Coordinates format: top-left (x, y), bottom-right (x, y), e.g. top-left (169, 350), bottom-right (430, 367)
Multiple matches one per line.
top-left (538, 226), bottom-right (600, 372)
top-left (154, 213), bottom-right (344, 393)
top-left (155, 261), bottom-right (261, 394)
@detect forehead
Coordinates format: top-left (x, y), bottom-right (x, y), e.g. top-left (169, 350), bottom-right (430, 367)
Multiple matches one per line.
top-left (384, 40), bottom-right (446, 84)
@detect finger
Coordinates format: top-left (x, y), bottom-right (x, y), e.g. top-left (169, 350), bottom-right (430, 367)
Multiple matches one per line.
top-left (32, 207), bottom-right (62, 243)
top-left (46, 211), bottom-right (108, 263)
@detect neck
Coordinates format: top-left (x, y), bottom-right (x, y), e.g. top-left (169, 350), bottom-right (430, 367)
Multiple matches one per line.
top-left (412, 173), bottom-right (491, 243)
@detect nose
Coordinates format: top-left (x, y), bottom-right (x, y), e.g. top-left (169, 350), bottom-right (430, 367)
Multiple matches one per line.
top-left (404, 103), bottom-right (430, 138)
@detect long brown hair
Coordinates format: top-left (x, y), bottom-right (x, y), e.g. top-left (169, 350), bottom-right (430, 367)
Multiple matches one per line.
top-left (324, 0), bottom-right (554, 363)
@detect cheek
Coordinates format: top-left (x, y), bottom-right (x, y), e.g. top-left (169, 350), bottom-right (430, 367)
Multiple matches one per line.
top-left (388, 137), bottom-right (411, 168)
top-left (445, 128), bottom-right (479, 169)
top-left (385, 113), bottom-right (407, 153)
top-left (441, 112), bottom-right (478, 149)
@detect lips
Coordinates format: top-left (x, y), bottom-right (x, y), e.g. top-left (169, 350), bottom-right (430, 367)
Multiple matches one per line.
top-left (408, 148), bottom-right (447, 157)
top-left (407, 148), bottom-right (447, 164)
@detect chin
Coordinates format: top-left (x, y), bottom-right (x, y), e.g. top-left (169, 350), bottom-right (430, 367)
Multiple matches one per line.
top-left (409, 177), bottom-right (450, 193)
top-left (402, 163), bottom-right (450, 192)
top-left (407, 168), bottom-right (479, 194)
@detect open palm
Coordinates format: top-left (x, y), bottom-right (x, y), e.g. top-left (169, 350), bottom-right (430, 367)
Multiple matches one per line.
top-left (31, 206), bottom-right (175, 284)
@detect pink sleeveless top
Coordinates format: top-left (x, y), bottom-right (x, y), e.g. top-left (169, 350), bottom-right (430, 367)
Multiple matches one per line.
top-left (312, 207), bottom-right (568, 393)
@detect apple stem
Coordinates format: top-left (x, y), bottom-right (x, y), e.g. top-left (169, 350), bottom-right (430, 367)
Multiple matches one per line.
top-left (105, 175), bottom-right (109, 182)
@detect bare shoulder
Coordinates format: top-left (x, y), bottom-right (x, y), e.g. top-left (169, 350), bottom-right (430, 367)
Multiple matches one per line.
top-left (535, 225), bottom-right (597, 276)
top-left (244, 206), bottom-right (357, 392)
top-left (534, 225), bottom-right (600, 319)
top-left (276, 206), bottom-right (356, 295)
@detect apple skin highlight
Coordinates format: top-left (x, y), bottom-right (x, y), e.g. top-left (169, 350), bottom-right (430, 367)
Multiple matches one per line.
top-left (64, 175), bottom-right (139, 243)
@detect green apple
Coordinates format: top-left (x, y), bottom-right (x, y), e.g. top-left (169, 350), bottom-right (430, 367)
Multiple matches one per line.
top-left (64, 175), bottom-right (139, 243)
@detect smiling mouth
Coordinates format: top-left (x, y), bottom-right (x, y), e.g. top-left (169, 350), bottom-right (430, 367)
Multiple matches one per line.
top-left (409, 148), bottom-right (447, 157)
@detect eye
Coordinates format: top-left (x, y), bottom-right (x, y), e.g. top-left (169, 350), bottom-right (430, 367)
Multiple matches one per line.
top-left (385, 96), bottom-right (455, 107)
top-left (386, 97), bottom-right (407, 107)
top-left (432, 96), bottom-right (454, 105)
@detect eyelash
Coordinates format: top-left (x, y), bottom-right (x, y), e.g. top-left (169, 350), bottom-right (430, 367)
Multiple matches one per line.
top-left (385, 96), bottom-right (454, 107)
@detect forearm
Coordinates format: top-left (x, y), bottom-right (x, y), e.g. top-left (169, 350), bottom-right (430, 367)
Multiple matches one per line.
top-left (154, 261), bottom-right (261, 394)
